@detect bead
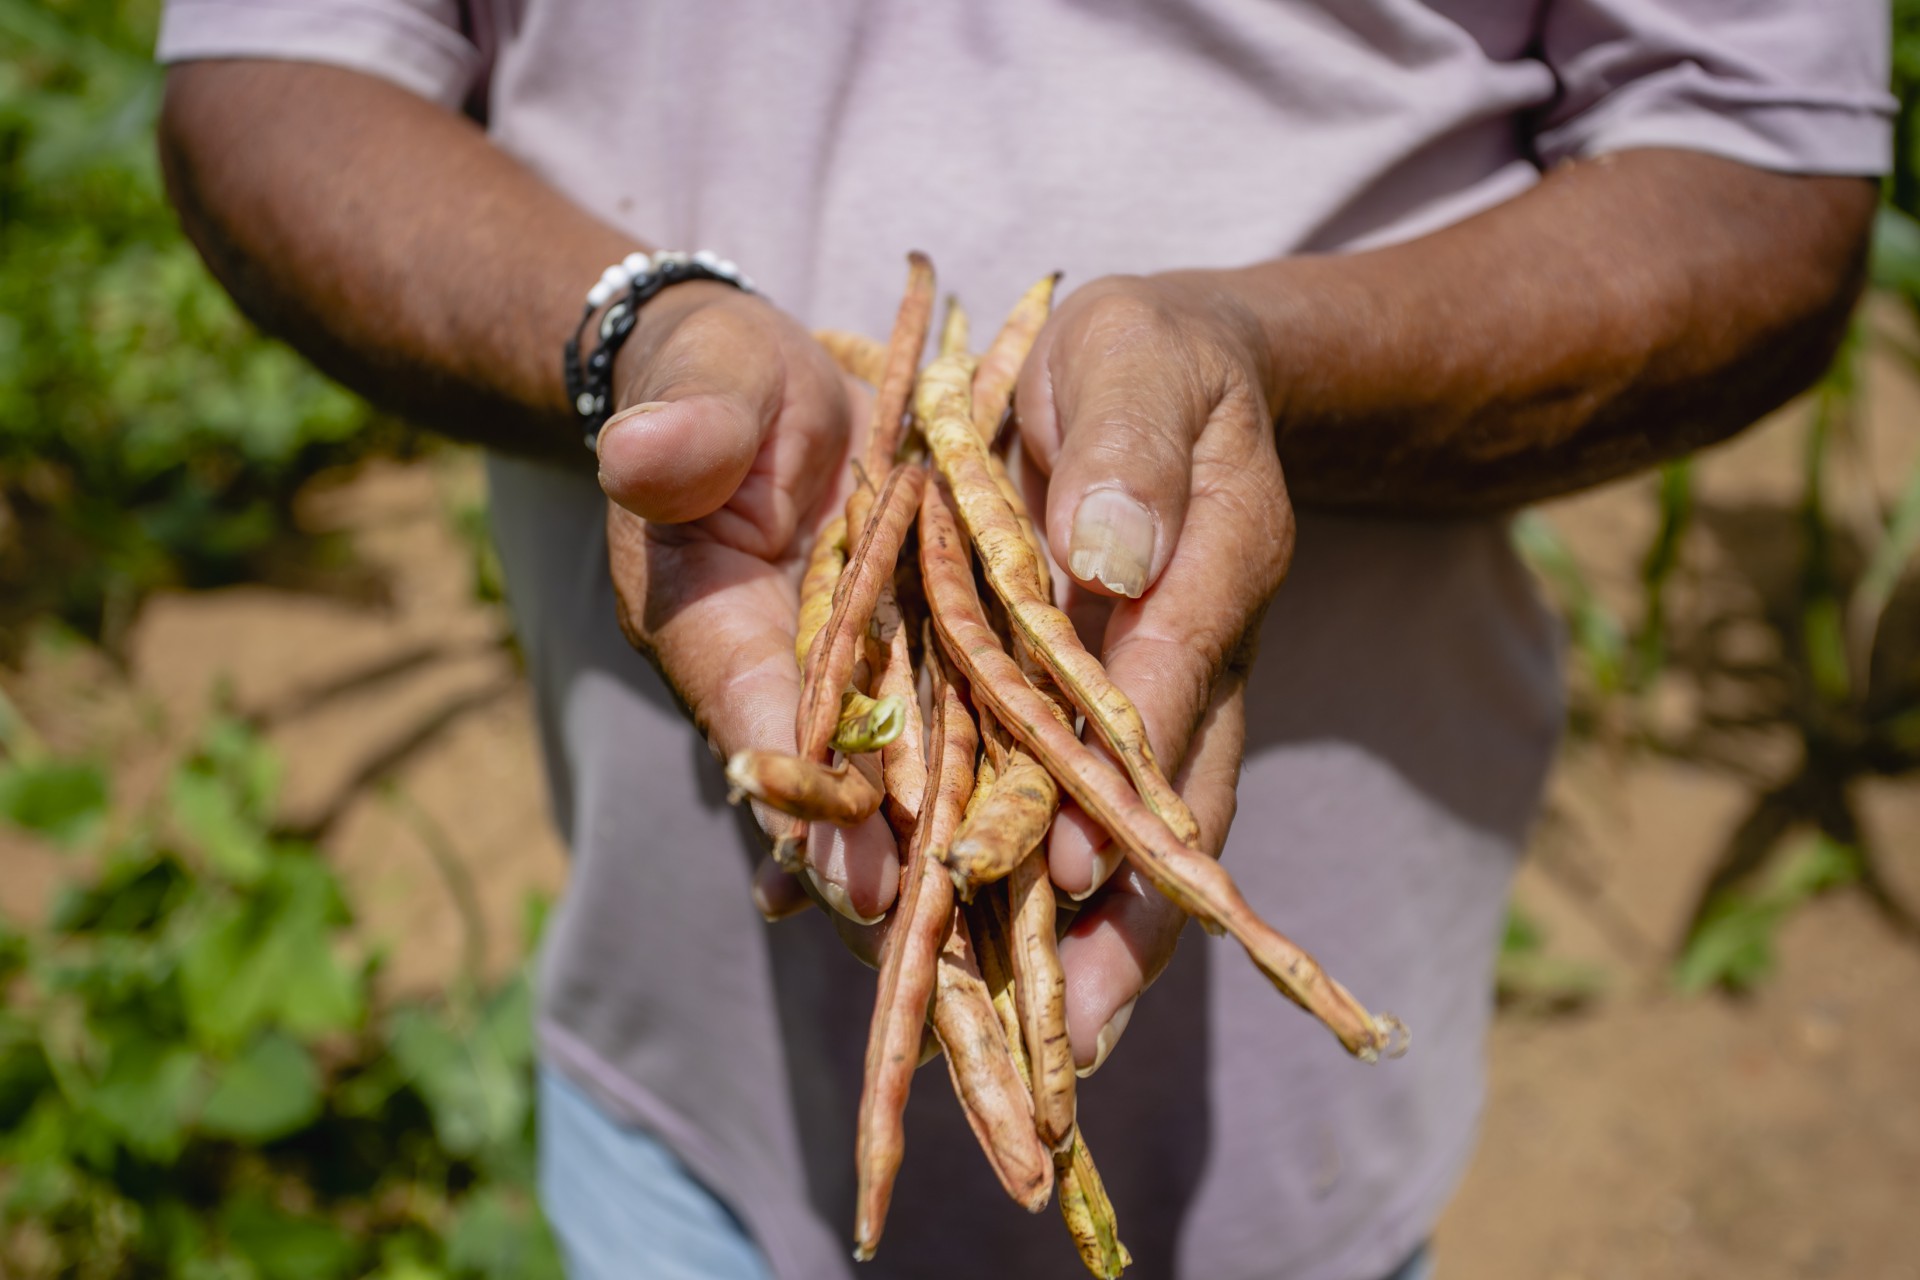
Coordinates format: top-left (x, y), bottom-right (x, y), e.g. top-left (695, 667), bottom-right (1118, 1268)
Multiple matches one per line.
top-left (716, 258), bottom-right (739, 278)
top-left (693, 249), bottom-right (720, 270)
top-left (587, 281), bottom-right (613, 308)
top-left (601, 264), bottom-right (628, 289)
top-left (576, 392), bottom-right (596, 415)
top-left (622, 251), bottom-right (651, 277)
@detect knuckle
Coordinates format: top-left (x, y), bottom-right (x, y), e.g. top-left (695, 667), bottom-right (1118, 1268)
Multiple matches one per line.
top-left (1106, 632), bottom-right (1217, 759)
top-left (1077, 284), bottom-right (1176, 347)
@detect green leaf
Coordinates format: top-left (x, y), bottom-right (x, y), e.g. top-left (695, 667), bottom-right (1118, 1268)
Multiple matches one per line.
top-left (1871, 205), bottom-right (1920, 300)
top-left (1847, 443), bottom-right (1920, 670)
top-left (48, 851), bottom-right (187, 935)
top-left (178, 855), bottom-right (362, 1052)
top-left (1801, 595), bottom-right (1851, 705)
top-left (0, 915), bottom-right (25, 981)
top-left (0, 1106), bottom-right (83, 1217)
top-left (1500, 907), bottom-right (1544, 957)
top-left (445, 1186), bottom-right (563, 1280)
top-left (519, 892), bottom-right (552, 956)
top-left (480, 972), bottom-right (535, 1075)
top-left (1676, 836), bottom-right (1861, 993)
top-left (1513, 512), bottom-right (1627, 694)
top-left (0, 759), bottom-right (108, 846)
top-left (222, 1195), bottom-right (360, 1280)
top-left (84, 1038), bottom-right (203, 1162)
top-left (1632, 460), bottom-right (1693, 691)
top-left (1496, 908), bottom-right (1607, 1011)
top-left (388, 1009), bottom-right (527, 1160)
top-left (142, 1195), bottom-right (213, 1276)
top-left (198, 1032), bottom-right (321, 1142)
top-left (178, 901), bottom-right (282, 1052)
top-left (368, 1261), bottom-right (450, 1280)
top-left (0, 1016), bottom-right (55, 1129)
top-left (332, 1055), bottom-right (406, 1120)
top-left (199, 717), bottom-right (283, 820)
top-left (169, 767), bottom-right (271, 884)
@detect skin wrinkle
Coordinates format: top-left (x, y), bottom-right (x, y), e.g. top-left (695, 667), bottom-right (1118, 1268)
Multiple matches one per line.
top-left (1251, 153), bottom-right (1874, 512)
top-left (163, 55), bottom-right (1877, 1097)
top-left (161, 62), bottom-right (615, 456)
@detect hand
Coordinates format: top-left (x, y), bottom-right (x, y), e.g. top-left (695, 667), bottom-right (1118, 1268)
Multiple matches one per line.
top-left (1012, 272), bottom-right (1295, 1072)
top-left (600, 282), bottom-right (901, 922)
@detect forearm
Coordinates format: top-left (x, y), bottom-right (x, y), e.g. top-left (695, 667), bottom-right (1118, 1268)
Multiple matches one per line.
top-left (1218, 149), bottom-right (1877, 512)
top-left (159, 59), bottom-right (636, 458)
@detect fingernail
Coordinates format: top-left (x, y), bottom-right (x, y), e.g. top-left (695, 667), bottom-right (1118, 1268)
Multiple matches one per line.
top-left (750, 872), bottom-right (811, 923)
top-left (1068, 844), bottom-right (1127, 902)
top-left (807, 867), bottom-right (885, 926)
top-left (1067, 489), bottom-right (1155, 598)
top-left (1076, 998), bottom-right (1137, 1078)
top-left (591, 401), bottom-right (667, 459)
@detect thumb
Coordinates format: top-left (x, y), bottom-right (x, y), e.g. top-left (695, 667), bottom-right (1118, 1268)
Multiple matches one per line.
top-left (1022, 301), bottom-right (1207, 600)
top-left (595, 302), bottom-right (782, 525)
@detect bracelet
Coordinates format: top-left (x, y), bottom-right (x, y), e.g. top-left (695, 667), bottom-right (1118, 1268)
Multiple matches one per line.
top-left (563, 250), bottom-right (758, 450)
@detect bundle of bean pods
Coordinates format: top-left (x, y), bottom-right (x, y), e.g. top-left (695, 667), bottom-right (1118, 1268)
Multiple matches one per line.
top-left (725, 254), bottom-right (1407, 1274)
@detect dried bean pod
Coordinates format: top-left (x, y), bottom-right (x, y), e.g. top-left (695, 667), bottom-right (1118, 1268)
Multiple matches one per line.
top-left (853, 639), bottom-right (977, 1261)
top-left (930, 911), bottom-right (1054, 1213)
top-left (814, 329), bottom-right (889, 386)
top-left (971, 273), bottom-right (1059, 442)
top-left (833, 690), bottom-right (906, 755)
top-left (796, 516), bottom-right (848, 665)
top-left (972, 894), bottom-right (1129, 1278)
top-left (725, 750), bottom-right (883, 825)
top-left (916, 356), bottom-right (1200, 848)
top-left (921, 478), bottom-right (1401, 1061)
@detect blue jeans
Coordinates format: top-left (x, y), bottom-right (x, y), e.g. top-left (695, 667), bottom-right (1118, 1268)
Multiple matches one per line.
top-left (537, 1066), bottom-right (1433, 1280)
top-left (537, 1068), bottom-right (773, 1280)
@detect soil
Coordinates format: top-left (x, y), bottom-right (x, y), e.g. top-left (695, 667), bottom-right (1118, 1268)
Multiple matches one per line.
top-left (3, 321), bottom-right (1917, 1276)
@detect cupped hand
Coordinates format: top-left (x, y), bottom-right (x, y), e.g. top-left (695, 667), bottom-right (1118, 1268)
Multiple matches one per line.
top-left (1012, 272), bottom-right (1295, 1072)
top-left (600, 281), bottom-right (900, 922)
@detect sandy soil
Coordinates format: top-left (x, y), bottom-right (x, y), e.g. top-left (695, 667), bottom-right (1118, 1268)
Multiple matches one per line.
top-left (3, 326), bottom-right (1917, 1276)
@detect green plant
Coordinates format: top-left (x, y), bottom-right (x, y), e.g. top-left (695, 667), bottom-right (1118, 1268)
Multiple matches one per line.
top-left (1494, 907), bottom-right (1607, 1013)
top-left (1516, 13), bottom-right (1920, 994)
top-left (0, 715), bottom-right (558, 1279)
top-left (0, 0), bottom-right (406, 655)
top-left (1675, 835), bottom-right (1861, 993)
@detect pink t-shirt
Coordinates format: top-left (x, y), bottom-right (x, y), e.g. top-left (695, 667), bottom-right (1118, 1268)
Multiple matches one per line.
top-left (159, 5), bottom-right (1891, 1278)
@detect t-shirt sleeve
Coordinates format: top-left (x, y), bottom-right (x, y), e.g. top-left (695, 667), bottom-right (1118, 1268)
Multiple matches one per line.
top-left (1532, 0), bottom-right (1895, 176)
top-left (156, 0), bottom-right (481, 110)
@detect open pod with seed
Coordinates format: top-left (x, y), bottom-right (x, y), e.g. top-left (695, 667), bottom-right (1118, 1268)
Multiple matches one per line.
top-left (731, 255), bottom-right (1407, 1273)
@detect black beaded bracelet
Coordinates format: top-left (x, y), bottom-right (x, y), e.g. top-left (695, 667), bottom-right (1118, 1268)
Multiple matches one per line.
top-left (563, 250), bottom-right (757, 450)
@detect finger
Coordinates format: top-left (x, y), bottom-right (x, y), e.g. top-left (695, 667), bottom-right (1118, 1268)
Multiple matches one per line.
top-left (1103, 421), bottom-right (1288, 748)
top-left (750, 855), bottom-right (814, 921)
top-left (1057, 671), bottom-right (1245, 1073)
top-left (792, 866), bottom-right (887, 967)
top-left (1047, 464), bottom-right (1273, 894)
top-left (608, 504), bottom-right (902, 918)
top-left (596, 298), bottom-right (788, 525)
top-left (805, 814), bottom-right (902, 924)
top-left (1047, 798), bottom-right (1126, 901)
top-left (1019, 290), bottom-right (1213, 600)
top-left (1052, 456), bottom-right (1282, 901)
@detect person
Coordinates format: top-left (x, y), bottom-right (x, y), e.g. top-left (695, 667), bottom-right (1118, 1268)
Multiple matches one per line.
top-left (154, 3), bottom-right (1887, 1277)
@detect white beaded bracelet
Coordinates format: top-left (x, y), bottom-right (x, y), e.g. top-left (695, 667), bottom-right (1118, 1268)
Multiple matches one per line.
top-left (564, 250), bottom-right (759, 448)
